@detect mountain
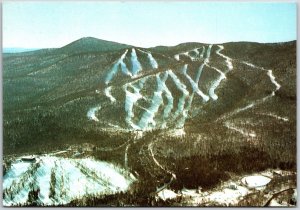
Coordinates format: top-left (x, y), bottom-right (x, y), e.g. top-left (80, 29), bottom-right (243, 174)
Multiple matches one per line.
top-left (3, 37), bottom-right (132, 55)
top-left (3, 37), bottom-right (296, 206)
top-left (57, 37), bottom-right (132, 54)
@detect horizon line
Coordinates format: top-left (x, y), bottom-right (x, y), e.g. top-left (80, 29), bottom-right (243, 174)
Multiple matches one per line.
top-left (3, 37), bottom-right (297, 52)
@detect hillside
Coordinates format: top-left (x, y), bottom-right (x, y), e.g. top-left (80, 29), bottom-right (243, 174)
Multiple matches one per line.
top-left (57, 37), bottom-right (132, 54)
top-left (3, 38), bottom-right (296, 207)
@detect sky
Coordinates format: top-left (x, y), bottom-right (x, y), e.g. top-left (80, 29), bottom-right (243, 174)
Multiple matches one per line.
top-left (3, 1), bottom-right (297, 48)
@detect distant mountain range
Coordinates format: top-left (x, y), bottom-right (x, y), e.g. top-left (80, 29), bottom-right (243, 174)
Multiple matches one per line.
top-left (3, 48), bottom-right (42, 53)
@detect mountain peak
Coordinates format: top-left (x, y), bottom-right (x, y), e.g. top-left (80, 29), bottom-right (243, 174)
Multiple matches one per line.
top-left (59, 37), bottom-right (132, 54)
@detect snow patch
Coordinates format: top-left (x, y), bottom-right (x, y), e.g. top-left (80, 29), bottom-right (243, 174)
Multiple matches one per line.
top-left (104, 86), bottom-right (116, 103)
top-left (206, 185), bottom-right (248, 206)
top-left (267, 70), bottom-right (281, 91)
top-left (242, 61), bottom-right (264, 70)
top-left (158, 189), bottom-right (177, 201)
top-left (167, 128), bottom-right (186, 137)
top-left (257, 112), bottom-right (289, 122)
top-left (87, 106), bottom-right (101, 122)
top-left (241, 175), bottom-right (271, 189)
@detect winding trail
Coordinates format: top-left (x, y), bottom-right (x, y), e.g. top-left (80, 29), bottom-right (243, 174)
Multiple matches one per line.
top-left (224, 122), bottom-right (256, 138)
top-left (218, 61), bottom-right (282, 121)
top-left (216, 45), bottom-right (233, 71)
top-left (207, 65), bottom-right (226, 100)
top-left (205, 45), bottom-right (234, 100)
top-left (174, 47), bottom-right (206, 62)
top-left (148, 141), bottom-right (177, 194)
top-left (256, 112), bottom-right (289, 122)
top-left (148, 142), bottom-right (176, 178)
top-left (104, 86), bottom-right (116, 103)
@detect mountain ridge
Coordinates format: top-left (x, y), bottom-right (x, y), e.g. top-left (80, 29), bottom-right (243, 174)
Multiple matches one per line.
top-left (4, 37), bottom-right (296, 55)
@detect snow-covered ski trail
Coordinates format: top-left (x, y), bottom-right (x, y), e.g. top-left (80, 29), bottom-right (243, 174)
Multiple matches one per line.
top-left (218, 61), bottom-right (282, 121)
top-left (207, 65), bottom-right (226, 100)
top-left (138, 73), bottom-right (168, 129)
top-left (99, 44), bottom-right (250, 130)
top-left (174, 45), bottom-right (213, 127)
top-left (130, 48), bottom-right (142, 76)
top-left (182, 64), bottom-right (209, 102)
top-left (124, 83), bottom-right (143, 130)
top-left (105, 48), bottom-right (145, 85)
top-left (174, 47), bottom-right (206, 62)
top-left (104, 86), bottom-right (116, 103)
top-left (168, 70), bottom-right (190, 119)
top-left (216, 45), bottom-right (233, 71)
top-left (205, 45), bottom-right (234, 101)
top-left (137, 49), bottom-right (159, 69)
top-left (105, 50), bottom-right (130, 85)
top-left (204, 44), bottom-right (213, 63)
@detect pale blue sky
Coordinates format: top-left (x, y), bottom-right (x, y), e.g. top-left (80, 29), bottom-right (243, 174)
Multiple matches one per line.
top-left (3, 1), bottom-right (297, 48)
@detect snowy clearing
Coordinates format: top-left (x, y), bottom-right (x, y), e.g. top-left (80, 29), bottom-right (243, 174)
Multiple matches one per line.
top-left (3, 156), bottom-right (136, 206)
top-left (87, 106), bottom-right (101, 122)
top-left (241, 175), bottom-right (271, 189)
